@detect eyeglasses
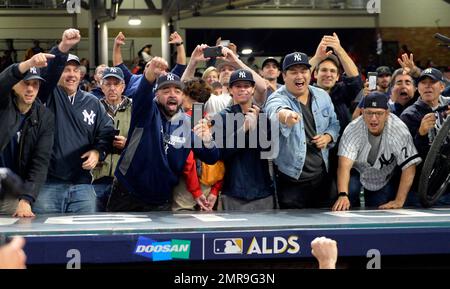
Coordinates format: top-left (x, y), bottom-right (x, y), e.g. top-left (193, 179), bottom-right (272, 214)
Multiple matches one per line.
top-left (364, 111), bottom-right (385, 118)
top-left (102, 82), bottom-right (123, 87)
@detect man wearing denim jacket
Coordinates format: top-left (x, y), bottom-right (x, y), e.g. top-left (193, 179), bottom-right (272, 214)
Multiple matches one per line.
top-left (265, 52), bottom-right (340, 209)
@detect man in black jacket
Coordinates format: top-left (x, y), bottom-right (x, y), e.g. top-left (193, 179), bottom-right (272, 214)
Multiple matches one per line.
top-left (0, 51), bottom-right (56, 217)
top-left (400, 68), bottom-right (450, 205)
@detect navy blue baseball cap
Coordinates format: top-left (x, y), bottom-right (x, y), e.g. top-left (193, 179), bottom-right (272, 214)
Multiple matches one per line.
top-left (418, 68), bottom-right (445, 83)
top-left (363, 91), bottom-right (389, 110)
top-left (102, 67), bottom-right (124, 81)
top-left (156, 73), bottom-right (184, 91)
top-left (229, 69), bottom-right (255, 87)
top-left (67, 54), bottom-right (80, 65)
top-left (23, 66), bottom-right (45, 82)
top-left (282, 52), bottom-right (311, 71)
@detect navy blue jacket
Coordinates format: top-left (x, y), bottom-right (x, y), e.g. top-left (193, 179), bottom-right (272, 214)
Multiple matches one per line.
top-left (115, 75), bottom-right (220, 205)
top-left (90, 86), bottom-right (104, 99)
top-left (400, 98), bottom-right (444, 160)
top-left (39, 48), bottom-right (115, 184)
top-left (218, 104), bottom-right (274, 201)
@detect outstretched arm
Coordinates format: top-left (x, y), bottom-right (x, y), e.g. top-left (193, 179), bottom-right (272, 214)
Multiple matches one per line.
top-left (379, 165), bottom-right (415, 209)
top-left (332, 156), bottom-right (353, 211)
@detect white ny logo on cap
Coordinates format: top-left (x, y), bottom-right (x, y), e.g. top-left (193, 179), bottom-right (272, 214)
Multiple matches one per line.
top-left (423, 68), bottom-right (433, 74)
top-left (239, 71), bottom-right (246, 78)
top-left (371, 101), bottom-right (377, 107)
top-left (109, 67), bottom-right (118, 73)
top-left (167, 73), bottom-right (175, 81)
top-left (30, 67), bottom-right (37, 74)
top-left (294, 53), bottom-right (302, 61)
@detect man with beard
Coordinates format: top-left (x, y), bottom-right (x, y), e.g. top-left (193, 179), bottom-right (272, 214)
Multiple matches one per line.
top-left (375, 66), bottom-right (392, 94)
top-left (333, 92), bottom-right (421, 211)
top-left (107, 57), bottom-right (220, 212)
top-left (261, 57), bottom-right (282, 98)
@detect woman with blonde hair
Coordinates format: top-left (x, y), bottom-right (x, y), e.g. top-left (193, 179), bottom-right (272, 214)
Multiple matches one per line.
top-left (202, 66), bottom-right (221, 95)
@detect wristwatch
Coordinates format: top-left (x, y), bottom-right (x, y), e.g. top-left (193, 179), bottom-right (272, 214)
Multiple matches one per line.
top-left (338, 192), bottom-right (349, 198)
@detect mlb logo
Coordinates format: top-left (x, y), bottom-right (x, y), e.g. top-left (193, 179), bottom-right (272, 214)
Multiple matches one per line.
top-left (213, 238), bottom-right (243, 255)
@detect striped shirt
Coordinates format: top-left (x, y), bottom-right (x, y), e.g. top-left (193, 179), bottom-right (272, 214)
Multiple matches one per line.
top-left (338, 113), bottom-right (421, 191)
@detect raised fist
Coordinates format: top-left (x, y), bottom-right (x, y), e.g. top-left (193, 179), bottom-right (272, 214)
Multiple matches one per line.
top-left (115, 32), bottom-right (126, 46)
top-left (59, 28), bottom-right (81, 53)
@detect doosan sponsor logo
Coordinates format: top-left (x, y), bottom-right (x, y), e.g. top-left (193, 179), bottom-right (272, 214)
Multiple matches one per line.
top-left (135, 243), bottom-right (190, 253)
top-left (134, 237), bottom-right (191, 261)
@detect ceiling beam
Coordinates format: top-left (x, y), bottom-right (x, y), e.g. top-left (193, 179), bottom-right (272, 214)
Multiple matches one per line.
top-left (177, 0), bottom-right (270, 20)
top-left (145, 0), bottom-right (157, 10)
top-left (117, 9), bottom-right (162, 15)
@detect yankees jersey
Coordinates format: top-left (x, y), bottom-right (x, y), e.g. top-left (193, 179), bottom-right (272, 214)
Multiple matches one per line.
top-left (43, 86), bottom-right (114, 184)
top-left (338, 114), bottom-right (421, 191)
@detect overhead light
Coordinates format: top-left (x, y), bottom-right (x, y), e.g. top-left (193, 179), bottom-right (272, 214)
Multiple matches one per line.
top-left (128, 16), bottom-right (142, 26)
top-left (241, 48), bottom-right (253, 55)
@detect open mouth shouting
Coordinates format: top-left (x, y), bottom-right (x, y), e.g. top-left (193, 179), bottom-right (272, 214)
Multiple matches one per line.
top-left (398, 89), bottom-right (410, 100)
top-left (294, 79), bottom-right (306, 90)
top-left (166, 97), bottom-right (179, 112)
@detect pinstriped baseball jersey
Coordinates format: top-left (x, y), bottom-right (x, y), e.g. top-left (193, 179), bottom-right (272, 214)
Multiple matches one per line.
top-left (338, 114), bottom-right (422, 191)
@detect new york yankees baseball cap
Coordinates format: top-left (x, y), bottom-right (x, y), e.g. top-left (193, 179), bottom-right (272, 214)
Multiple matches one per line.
top-left (417, 67), bottom-right (445, 83)
top-left (67, 54), bottom-right (81, 65)
top-left (363, 91), bottom-right (389, 110)
top-left (102, 67), bottom-right (124, 81)
top-left (156, 73), bottom-right (184, 91)
top-left (282, 52), bottom-right (311, 71)
top-left (23, 66), bottom-right (45, 82)
top-left (229, 69), bottom-right (255, 87)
